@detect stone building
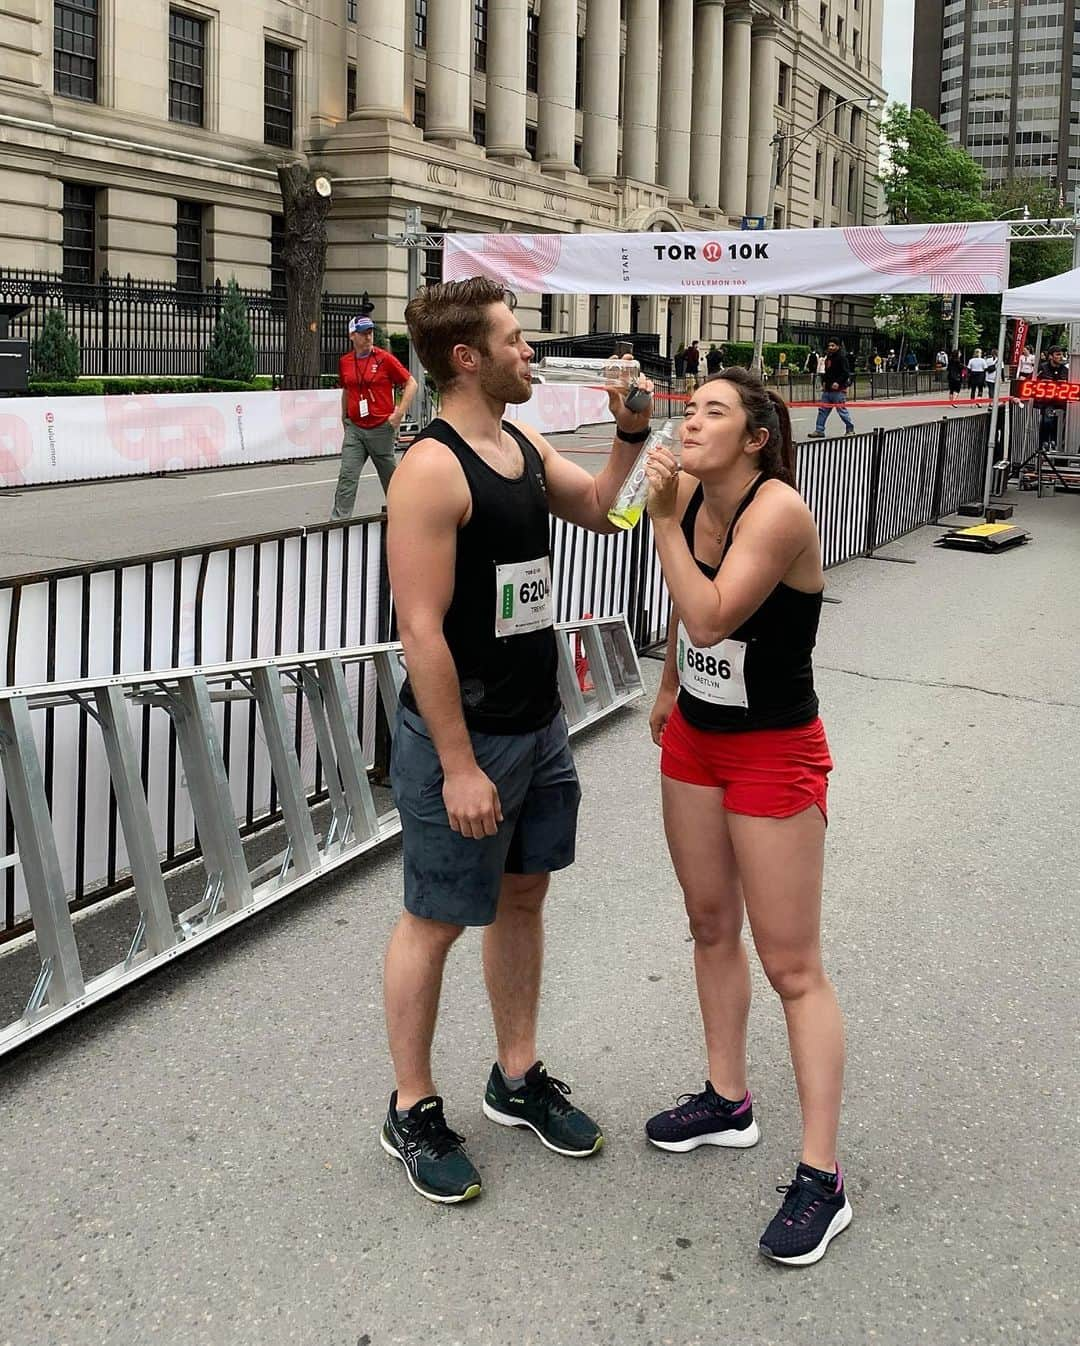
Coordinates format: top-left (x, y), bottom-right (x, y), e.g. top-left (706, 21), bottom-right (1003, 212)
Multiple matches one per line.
top-left (0, 0), bottom-right (884, 351)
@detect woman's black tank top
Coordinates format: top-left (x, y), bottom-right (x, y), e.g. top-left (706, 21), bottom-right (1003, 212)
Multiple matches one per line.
top-left (676, 477), bottom-right (822, 733)
top-left (398, 418), bottom-right (560, 734)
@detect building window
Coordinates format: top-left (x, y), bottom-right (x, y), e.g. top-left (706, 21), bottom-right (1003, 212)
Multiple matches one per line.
top-left (346, 0), bottom-right (357, 20)
top-left (347, 64), bottom-right (356, 116)
top-left (264, 42), bottom-right (295, 147)
top-left (540, 294), bottom-right (554, 330)
top-left (526, 10), bottom-right (539, 93)
top-left (777, 62), bottom-right (790, 109)
top-left (851, 107), bottom-right (863, 145)
top-left (413, 86), bottom-right (426, 130)
top-left (424, 232), bottom-right (443, 287)
top-left (773, 206), bottom-right (784, 229)
top-left (831, 158), bottom-right (840, 206)
top-left (817, 86), bottom-right (829, 121)
top-left (54, 0), bottom-right (98, 103)
top-left (525, 123), bottom-right (537, 159)
top-left (169, 10), bottom-right (206, 126)
top-left (836, 17), bottom-right (844, 45)
top-left (813, 217), bottom-right (822, 229)
top-left (472, 107), bottom-right (486, 146)
top-left (853, 28), bottom-right (861, 60)
top-left (814, 150), bottom-right (823, 197)
top-left (848, 162), bottom-right (858, 211)
top-left (576, 36), bottom-right (584, 109)
top-left (176, 201), bottom-right (204, 292)
top-left (473, 0), bottom-right (487, 72)
top-left (574, 138), bottom-right (582, 170)
top-left (62, 183), bottom-right (96, 284)
top-left (414, 0), bottom-right (427, 49)
top-left (270, 214), bottom-right (286, 298)
top-left (819, 3), bottom-right (827, 30)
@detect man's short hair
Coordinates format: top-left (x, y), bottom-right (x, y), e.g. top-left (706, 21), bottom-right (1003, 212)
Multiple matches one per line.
top-left (404, 277), bottom-right (515, 390)
top-left (1048, 345), bottom-right (1064, 355)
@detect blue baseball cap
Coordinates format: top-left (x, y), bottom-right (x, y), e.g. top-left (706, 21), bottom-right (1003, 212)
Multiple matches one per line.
top-left (349, 316), bottom-right (375, 334)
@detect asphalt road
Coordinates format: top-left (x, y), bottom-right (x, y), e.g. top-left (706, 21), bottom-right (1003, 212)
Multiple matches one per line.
top-left (0, 394), bottom-right (989, 579)
top-left (1, 489), bottom-right (1077, 1345)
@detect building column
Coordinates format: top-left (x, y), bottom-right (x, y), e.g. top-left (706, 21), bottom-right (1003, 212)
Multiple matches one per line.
top-left (690, 0), bottom-right (724, 209)
top-left (425, 1), bottom-right (472, 143)
top-left (658, 0), bottom-right (693, 201)
top-left (486, 0), bottom-right (527, 158)
top-left (310, 0), bottom-right (347, 132)
top-left (537, 0), bottom-right (577, 170)
top-left (719, 5), bottom-right (753, 218)
top-left (582, 0), bottom-right (620, 181)
top-left (622, 0), bottom-right (659, 182)
top-left (746, 21), bottom-right (779, 217)
top-left (352, 0), bottom-right (408, 120)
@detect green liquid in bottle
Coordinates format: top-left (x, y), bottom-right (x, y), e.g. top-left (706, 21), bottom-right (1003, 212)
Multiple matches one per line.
top-left (606, 501), bottom-right (645, 530)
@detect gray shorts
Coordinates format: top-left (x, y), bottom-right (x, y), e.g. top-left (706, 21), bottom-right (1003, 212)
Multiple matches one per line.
top-left (390, 706), bottom-right (582, 927)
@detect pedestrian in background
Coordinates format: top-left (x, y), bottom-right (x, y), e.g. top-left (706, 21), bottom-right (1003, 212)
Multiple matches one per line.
top-left (706, 344), bottom-right (723, 376)
top-left (806, 340), bottom-right (855, 438)
top-left (684, 339), bottom-right (701, 392)
top-left (330, 316), bottom-right (418, 520)
top-left (966, 348), bottom-right (987, 401)
top-left (947, 350), bottom-right (964, 406)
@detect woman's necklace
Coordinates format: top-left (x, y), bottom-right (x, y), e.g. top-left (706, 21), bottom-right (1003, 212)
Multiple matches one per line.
top-left (705, 472), bottom-right (763, 545)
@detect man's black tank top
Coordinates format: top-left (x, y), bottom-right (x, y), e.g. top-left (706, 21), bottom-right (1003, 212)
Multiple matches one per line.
top-left (676, 477), bottom-right (822, 733)
top-left (398, 418), bottom-right (560, 735)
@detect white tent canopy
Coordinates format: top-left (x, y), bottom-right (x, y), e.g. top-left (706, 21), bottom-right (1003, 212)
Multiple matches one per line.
top-left (1001, 265), bottom-right (1080, 324)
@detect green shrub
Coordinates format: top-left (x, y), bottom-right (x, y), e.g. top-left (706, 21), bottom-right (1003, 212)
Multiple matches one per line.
top-left (203, 278), bottom-right (256, 382)
top-left (718, 341), bottom-right (812, 372)
top-left (22, 376), bottom-right (268, 397)
top-left (32, 310), bottom-right (80, 380)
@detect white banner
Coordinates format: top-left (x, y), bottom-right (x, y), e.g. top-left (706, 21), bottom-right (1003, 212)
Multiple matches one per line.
top-left (443, 222), bottom-right (1009, 296)
top-left (0, 388), bottom-right (345, 488)
top-left (504, 383), bottom-right (615, 435)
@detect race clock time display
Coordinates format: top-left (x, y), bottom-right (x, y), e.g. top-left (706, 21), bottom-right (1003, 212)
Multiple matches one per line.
top-left (1017, 379), bottom-right (1080, 401)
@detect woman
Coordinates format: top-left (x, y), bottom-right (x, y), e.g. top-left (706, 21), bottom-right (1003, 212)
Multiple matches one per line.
top-left (642, 367), bottom-right (850, 1268)
top-left (947, 349), bottom-right (964, 406)
top-left (966, 347), bottom-right (987, 400)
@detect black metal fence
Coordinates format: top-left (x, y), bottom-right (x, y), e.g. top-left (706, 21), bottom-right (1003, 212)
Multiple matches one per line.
top-left (0, 269), bottom-right (368, 378)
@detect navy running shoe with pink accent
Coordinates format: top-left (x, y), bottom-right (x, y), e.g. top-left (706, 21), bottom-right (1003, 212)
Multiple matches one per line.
top-left (645, 1082), bottom-right (760, 1152)
top-left (759, 1163), bottom-right (853, 1266)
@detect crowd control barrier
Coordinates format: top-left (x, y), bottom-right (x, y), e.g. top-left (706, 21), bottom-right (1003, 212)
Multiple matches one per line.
top-left (0, 620), bottom-right (644, 1058)
top-left (1, 413), bottom-right (991, 945)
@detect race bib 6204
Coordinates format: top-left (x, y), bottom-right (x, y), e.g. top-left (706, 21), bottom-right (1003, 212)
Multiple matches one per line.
top-left (495, 557), bottom-right (554, 637)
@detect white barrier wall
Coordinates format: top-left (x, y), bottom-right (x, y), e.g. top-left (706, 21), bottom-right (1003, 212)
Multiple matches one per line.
top-left (0, 385), bottom-right (617, 488)
top-left (0, 388), bottom-right (345, 487)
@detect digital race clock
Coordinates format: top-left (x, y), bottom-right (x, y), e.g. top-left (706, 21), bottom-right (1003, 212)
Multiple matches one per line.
top-left (1017, 379), bottom-right (1080, 401)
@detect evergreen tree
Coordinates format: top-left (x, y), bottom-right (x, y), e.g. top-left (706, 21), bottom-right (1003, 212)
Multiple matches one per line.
top-left (32, 308), bottom-right (80, 381)
top-left (204, 278), bottom-right (256, 382)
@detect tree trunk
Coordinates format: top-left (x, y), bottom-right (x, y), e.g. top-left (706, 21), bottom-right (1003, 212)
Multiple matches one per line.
top-left (277, 163), bottom-right (331, 390)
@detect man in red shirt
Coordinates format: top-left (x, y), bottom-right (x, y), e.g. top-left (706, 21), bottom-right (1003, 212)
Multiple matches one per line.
top-left (331, 315), bottom-right (418, 519)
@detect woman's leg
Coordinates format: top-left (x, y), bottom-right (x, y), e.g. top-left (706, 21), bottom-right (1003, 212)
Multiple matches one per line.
top-left (726, 807), bottom-right (844, 1172)
top-left (662, 776), bottom-right (750, 1100)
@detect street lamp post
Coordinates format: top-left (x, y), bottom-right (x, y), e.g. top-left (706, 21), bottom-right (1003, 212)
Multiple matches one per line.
top-left (751, 95), bottom-right (879, 376)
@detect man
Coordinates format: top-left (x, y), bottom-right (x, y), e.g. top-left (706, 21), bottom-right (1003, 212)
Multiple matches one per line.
top-left (705, 343), bottom-right (723, 376)
top-left (1036, 346), bottom-right (1070, 450)
top-left (330, 316), bottom-right (417, 520)
top-left (806, 339), bottom-right (855, 438)
top-left (381, 277), bottom-right (654, 1203)
top-left (684, 339), bottom-right (701, 391)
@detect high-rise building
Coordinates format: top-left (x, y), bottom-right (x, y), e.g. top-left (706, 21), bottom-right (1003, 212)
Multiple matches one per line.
top-left (1, 1), bottom-right (884, 354)
top-left (912, 0), bottom-right (1079, 198)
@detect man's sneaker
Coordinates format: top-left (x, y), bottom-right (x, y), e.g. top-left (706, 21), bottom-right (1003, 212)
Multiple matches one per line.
top-left (380, 1092), bottom-right (482, 1204)
top-left (758, 1163), bottom-right (853, 1266)
top-left (844, 426), bottom-right (857, 435)
top-left (483, 1061), bottom-right (603, 1157)
top-left (645, 1083), bottom-right (760, 1152)
top-left (806, 431), bottom-right (826, 439)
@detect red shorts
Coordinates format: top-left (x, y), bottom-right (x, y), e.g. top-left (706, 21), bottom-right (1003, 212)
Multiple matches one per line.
top-left (660, 703), bottom-right (833, 820)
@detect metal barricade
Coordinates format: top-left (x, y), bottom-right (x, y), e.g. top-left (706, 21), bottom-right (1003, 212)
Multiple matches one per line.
top-left (0, 617), bottom-right (642, 1058)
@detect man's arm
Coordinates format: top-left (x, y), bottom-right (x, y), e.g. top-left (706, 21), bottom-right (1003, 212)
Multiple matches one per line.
top-left (513, 381), bottom-right (656, 533)
top-left (389, 375), bottom-right (419, 428)
top-left (386, 443), bottom-right (502, 839)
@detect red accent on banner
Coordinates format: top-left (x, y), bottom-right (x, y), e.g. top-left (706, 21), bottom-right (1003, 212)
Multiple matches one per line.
top-left (1011, 319), bottom-right (1028, 368)
top-left (575, 616), bottom-right (595, 693)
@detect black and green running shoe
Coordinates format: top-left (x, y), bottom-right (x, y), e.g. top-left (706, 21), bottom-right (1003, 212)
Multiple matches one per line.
top-left (482, 1061), bottom-right (604, 1157)
top-left (380, 1092), bottom-right (482, 1204)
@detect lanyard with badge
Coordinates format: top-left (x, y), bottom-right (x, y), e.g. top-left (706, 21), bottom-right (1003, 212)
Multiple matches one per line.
top-left (353, 350), bottom-right (380, 419)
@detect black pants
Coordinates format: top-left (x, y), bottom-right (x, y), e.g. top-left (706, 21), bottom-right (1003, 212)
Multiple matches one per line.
top-left (968, 373), bottom-right (985, 399)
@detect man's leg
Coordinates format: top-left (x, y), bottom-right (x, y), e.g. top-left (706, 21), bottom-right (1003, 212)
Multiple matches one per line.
top-left (384, 910), bottom-right (464, 1108)
top-left (814, 391), bottom-right (833, 435)
top-left (837, 395), bottom-right (855, 431)
top-left (364, 423), bottom-right (399, 497)
top-left (482, 872), bottom-right (549, 1077)
top-left (330, 422), bottom-right (367, 520)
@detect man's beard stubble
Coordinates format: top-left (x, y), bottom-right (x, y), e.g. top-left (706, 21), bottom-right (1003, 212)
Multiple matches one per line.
top-left (477, 355), bottom-right (532, 405)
